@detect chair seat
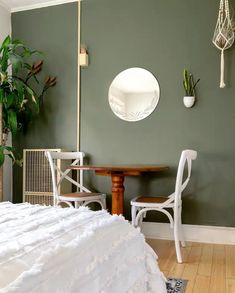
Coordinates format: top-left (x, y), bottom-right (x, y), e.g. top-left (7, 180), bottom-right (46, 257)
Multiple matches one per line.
top-left (131, 195), bottom-right (174, 208)
top-left (135, 196), bottom-right (168, 204)
top-left (59, 192), bottom-right (105, 202)
top-left (61, 192), bottom-right (103, 198)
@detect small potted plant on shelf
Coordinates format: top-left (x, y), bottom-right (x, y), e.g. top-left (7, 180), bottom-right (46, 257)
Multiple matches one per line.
top-left (183, 69), bottom-right (200, 108)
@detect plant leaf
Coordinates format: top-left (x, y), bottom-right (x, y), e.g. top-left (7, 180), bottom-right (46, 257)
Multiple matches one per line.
top-left (0, 88), bottom-right (4, 103)
top-left (1, 50), bottom-right (9, 72)
top-left (7, 110), bottom-right (17, 133)
top-left (9, 53), bottom-right (23, 73)
top-left (0, 35), bottom-right (11, 53)
top-left (0, 145), bottom-right (19, 166)
top-left (0, 148), bottom-right (5, 167)
top-left (5, 93), bottom-right (15, 108)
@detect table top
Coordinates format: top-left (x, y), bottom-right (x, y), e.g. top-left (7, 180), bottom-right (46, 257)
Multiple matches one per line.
top-left (69, 164), bottom-right (169, 172)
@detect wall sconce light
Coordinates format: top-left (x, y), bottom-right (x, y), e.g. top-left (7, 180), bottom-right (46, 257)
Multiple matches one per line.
top-left (79, 46), bottom-right (89, 67)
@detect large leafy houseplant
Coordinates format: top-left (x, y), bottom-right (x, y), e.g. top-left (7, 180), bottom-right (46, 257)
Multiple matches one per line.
top-left (0, 35), bottom-right (56, 199)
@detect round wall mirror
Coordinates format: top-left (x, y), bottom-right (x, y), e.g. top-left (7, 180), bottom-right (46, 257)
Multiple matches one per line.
top-left (108, 67), bottom-right (160, 122)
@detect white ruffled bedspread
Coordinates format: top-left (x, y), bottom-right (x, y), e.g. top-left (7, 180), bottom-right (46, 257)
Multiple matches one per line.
top-left (0, 202), bottom-right (166, 293)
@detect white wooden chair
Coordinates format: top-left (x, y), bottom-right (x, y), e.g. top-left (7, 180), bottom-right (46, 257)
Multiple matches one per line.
top-left (131, 149), bottom-right (197, 263)
top-left (45, 151), bottom-right (106, 209)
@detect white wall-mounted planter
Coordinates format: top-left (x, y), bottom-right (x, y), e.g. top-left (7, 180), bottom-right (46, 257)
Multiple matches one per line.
top-left (183, 96), bottom-right (195, 108)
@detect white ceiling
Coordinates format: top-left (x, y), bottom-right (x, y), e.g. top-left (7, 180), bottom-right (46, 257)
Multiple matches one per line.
top-left (0, 0), bottom-right (78, 12)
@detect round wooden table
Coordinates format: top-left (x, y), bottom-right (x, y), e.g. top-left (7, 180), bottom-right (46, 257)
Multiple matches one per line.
top-left (69, 165), bottom-right (169, 215)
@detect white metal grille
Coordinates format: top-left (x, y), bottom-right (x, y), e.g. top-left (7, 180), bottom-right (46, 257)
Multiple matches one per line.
top-left (24, 194), bottom-right (54, 206)
top-left (23, 149), bottom-right (61, 205)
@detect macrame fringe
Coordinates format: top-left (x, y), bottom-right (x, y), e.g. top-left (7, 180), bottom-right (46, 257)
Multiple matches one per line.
top-left (220, 49), bottom-right (226, 88)
top-left (212, 0), bottom-right (234, 88)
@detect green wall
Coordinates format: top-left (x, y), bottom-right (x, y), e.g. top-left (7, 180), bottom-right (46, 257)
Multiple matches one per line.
top-left (80, 0), bottom-right (235, 226)
top-left (12, 3), bottom-right (78, 202)
top-left (11, 0), bottom-right (235, 227)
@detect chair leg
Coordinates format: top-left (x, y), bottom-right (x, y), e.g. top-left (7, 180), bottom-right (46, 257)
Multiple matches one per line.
top-left (131, 205), bottom-right (137, 227)
top-left (139, 214), bottom-right (144, 226)
top-left (179, 205), bottom-right (186, 247)
top-left (138, 208), bottom-right (145, 226)
top-left (101, 197), bottom-right (106, 210)
top-left (74, 201), bottom-right (80, 209)
top-left (174, 220), bottom-right (183, 263)
top-left (174, 206), bottom-right (183, 263)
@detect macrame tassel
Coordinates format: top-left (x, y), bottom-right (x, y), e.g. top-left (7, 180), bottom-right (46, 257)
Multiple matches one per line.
top-left (220, 49), bottom-right (226, 88)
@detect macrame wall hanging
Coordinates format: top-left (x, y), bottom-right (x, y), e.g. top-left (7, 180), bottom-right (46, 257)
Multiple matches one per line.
top-left (212, 0), bottom-right (234, 88)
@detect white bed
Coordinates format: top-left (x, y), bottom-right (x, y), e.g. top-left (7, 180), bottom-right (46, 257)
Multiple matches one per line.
top-left (0, 202), bottom-right (167, 293)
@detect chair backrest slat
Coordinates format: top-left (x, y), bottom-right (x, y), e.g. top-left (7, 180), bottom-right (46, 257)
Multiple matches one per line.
top-left (45, 151), bottom-right (90, 204)
top-left (174, 149), bottom-right (197, 207)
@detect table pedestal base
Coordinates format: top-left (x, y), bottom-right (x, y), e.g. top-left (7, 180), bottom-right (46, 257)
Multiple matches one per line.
top-left (111, 175), bottom-right (124, 215)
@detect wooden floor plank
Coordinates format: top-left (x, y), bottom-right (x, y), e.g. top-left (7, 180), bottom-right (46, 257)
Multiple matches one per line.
top-left (147, 239), bottom-right (232, 293)
top-left (168, 244), bottom-right (191, 278)
top-left (184, 279), bottom-right (195, 293)
top-left (187, 243), bottom-right (202, 264)
top-left (168, 263), bottom-right (185, 279)
top-left (161, 270), bottom-right (169, 277)
top-left (209, 245), bottom-right (226, 293)
top-left (182, 264), bottom-right (198, 281)
top-left (146, 238), bottom-right (172, 267)
top-left (193, 275), bottom-right (210, 293)
top-left (198, 243), bottom-right (213, 277)
top-left (226, 278), bottom-right (235, 293)
top-left (225, 245), bottom-right (235, 279)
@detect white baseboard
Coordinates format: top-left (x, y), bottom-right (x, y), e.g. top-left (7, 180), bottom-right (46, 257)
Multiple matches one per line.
top-left (141, 222), bottom-right (235, 245)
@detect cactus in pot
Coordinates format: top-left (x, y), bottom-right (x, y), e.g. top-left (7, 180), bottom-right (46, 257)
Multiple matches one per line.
top-left (183, 69), bottom-right (200, 108)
